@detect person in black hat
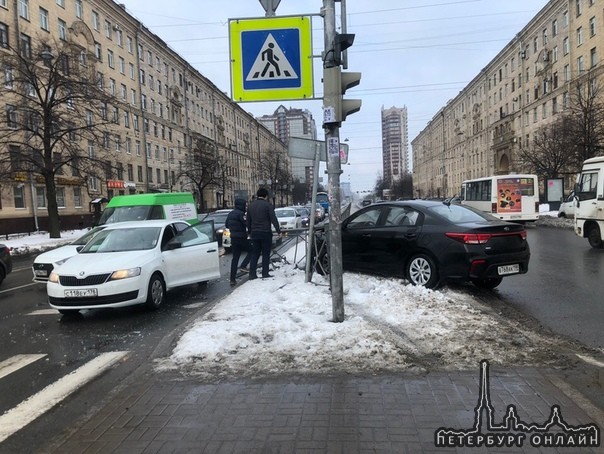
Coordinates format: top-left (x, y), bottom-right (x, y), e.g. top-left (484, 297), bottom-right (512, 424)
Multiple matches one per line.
top-left (246, 188), bottom-right (281, 279)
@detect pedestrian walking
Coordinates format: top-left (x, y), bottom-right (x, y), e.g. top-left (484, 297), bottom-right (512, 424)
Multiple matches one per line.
top-left (225, 198), bottom-right (251, 286)
top-left (247, 188), bottom-right (281, 279)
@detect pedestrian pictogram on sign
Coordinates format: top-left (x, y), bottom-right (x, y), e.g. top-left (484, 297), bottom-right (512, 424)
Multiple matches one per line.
top-left (246, 33), bottom-right (298, 81)
top-left (229, 16), bottom-right (313, 102)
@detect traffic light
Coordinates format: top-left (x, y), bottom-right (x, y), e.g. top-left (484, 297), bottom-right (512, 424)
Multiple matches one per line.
top-left (323, 66), bottom-right (362, 125)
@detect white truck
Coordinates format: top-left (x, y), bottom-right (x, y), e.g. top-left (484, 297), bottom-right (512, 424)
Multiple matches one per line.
top-left (574, 156), bottom-right (604, 248)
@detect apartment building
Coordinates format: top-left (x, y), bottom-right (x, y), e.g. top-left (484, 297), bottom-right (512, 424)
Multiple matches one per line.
top-left (381, 105), bottom-right (409, 184)
top-left (0, 0), bottom-right (288, 234)
top-left (412, 0), bottom-right (603, 199)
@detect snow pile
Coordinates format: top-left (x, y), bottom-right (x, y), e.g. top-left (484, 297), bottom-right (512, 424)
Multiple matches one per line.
top-left (157, 266), bottom-right (570, 380)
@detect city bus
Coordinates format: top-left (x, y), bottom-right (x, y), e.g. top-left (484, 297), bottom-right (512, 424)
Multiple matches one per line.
top-left (461, 174), bottom-right (539, 222)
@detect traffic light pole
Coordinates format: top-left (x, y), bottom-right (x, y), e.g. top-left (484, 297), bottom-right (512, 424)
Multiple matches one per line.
top-left (323, 0), bottom-right (345, 322)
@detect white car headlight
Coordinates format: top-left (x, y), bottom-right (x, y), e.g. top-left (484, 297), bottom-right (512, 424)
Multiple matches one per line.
top-left (110, 267), bottom-right (141, 280)
top-left (48, 272), bottom-right (59, 283)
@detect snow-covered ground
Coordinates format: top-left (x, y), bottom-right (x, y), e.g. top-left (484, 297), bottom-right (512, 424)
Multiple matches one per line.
top-left (3, 211), bottom-right (582, 380)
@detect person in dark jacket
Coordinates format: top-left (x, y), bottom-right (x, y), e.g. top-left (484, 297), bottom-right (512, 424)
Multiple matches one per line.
top-left (246, 188), bottom-right (281, 279)
top-left (225, 198), bottom-right (251, 285)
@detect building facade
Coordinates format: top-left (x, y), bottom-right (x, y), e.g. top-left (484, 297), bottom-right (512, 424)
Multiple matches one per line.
top-left (0, 0), bottom-right (288, 234)
top-left (381, 106), bottom-right (409, 184)
top-left (412, 0), bottom-right (603, 199)
top-left (257, 105), bottom-right (317, 183)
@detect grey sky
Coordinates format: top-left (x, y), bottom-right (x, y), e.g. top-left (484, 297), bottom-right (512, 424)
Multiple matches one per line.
top-left (122, 0), bottom-right (549, 193)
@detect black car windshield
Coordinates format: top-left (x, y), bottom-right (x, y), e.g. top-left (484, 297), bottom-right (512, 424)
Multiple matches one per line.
top-left (81, 227), bottom-right (161, 253)
top-left (428, 204), bottom-right (496, 223)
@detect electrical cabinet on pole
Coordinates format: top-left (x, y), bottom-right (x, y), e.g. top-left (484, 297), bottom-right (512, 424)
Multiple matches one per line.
top-left (322, 0), bottom-right (361, 323)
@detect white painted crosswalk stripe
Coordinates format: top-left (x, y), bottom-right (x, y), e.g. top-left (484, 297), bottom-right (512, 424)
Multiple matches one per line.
top-left (0, 354), bottom-right (47, 380)
top-left (0, 351), bottom-right (129, 443)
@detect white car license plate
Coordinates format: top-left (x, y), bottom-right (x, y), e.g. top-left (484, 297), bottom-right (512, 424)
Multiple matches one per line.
top-left (498, 264), bottom-right (520, 275)
top-left (34, 270), bottom-right (48, 277)
top-left (64, 288), bottom-right (98, 298)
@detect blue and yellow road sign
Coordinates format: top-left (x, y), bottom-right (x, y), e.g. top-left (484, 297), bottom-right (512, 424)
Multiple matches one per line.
top-left (229, 16), bottom-right (313, 102)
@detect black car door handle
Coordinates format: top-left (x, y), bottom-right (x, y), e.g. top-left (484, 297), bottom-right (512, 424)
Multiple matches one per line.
top-left (361, 233), bottom-right (371, 238)
top-left (404, 233), bottom-right (417, 239)
top-left (207, 249), bottom-right (217, 253)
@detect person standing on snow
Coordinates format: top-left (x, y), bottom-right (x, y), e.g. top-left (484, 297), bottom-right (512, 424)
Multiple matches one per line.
top-left (225, 198), bottom-right (251, 286)
top-left (246, 188), bottom-right (281, 279)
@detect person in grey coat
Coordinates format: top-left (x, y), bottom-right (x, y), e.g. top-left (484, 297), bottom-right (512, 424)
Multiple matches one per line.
top-left (246, 188), bottom-right (281, 279)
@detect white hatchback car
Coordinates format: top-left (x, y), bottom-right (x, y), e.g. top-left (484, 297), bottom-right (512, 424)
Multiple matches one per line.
top-left (32, 226), bottom-right (107, 283)
top-left (558, 191), bottom-right (576, 218)
top-left (47, 219), bottom-right (220, 314)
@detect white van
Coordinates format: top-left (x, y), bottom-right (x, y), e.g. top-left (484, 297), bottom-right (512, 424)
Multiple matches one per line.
top-left (574, 156), bottom-right (604, 248)
top-left (558, 191), bottom-right (575, 218)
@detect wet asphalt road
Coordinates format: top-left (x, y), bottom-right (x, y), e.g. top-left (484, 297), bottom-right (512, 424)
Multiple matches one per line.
top-left (496, 224), bottom-right (604, 350)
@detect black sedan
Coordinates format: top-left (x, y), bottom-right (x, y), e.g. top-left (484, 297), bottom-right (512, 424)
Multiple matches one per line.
top-left (314, 200), bottom-right (530, 289)
top-left (0, 243), bottom-right (13, 286)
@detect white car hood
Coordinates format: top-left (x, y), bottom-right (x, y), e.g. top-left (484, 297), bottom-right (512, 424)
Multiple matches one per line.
top-left (34, 245), bottom-right (80, 264)
top-left (52, 250), bottom-right (157, 276)
top-left (277, 216), bottom-right (297, 223)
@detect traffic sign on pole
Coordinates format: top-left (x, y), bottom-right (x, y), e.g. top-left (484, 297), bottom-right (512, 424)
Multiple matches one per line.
top-left (229, 16), bottom-right (313, 102)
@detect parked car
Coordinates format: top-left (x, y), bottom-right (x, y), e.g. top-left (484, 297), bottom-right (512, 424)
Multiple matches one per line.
top-left (295, 206), bottom-right (311, 228)
top-left (198, 209), bottom-right (231, 246)
top-left (305, 203), bottom-right (325, 222)
top-left (47, 219), bottom-right (220, 315)
top-left (275, 207), bottom-right (302, 230)
top-left (558, 191), bottom-right (575, 218)
top-left (32, 226), bottom-right (107, 283)
top-left (0, 244), bottom-right (12, 286)
top-left (313, 200), bottom-right (530, 289)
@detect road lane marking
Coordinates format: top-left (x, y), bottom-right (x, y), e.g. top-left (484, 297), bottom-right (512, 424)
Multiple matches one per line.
top-left (576, 354), bottom-right (604, 368)
top-left (0, 351), bottom-right (129, 443)
top-left (27, 309), bottom-right (59, 316)
top-left (0, 354), bottom-right (47, 380)
top-left (0, 283), bottom-right (39, 295)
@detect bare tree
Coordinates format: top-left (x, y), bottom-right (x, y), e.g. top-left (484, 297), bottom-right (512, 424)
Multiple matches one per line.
top-left (566, 71), bottom-right (604, 169)
top-left (178, 137), bottom-right (225, 211)
top-left (517, 116), bottom-right (577, 179)
top-left (0, 39), bottom-right (116, 237)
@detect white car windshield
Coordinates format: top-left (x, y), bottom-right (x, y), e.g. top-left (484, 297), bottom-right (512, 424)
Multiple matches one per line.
top-left (276, 209), bottom-right (296, 218)
top-left (81, 227), bottom-right (161, 253)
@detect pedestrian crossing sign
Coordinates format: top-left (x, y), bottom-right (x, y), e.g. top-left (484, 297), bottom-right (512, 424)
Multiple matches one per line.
top-left (229, 16), bottom-right (313, 102)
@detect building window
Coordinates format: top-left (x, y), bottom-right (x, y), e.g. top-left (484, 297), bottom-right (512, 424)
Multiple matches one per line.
top-left (73, 187), bottom-right (82, 207)
top-left (0, 22), bottom-right (8, 48)
top-left (552, 96), bottom-right (558, 114)
top-left (36, 187), bottom-right (46, 208)
top-left (20, 33), bottom-right (31, 59)
top-left (136, 140), bottom-right (141, 156)
top-left (589, 16), bottom-right (596, 37)
top-left (542, 28), bottom-right (548, 45)
top-left (563, 10), bottom-right (569, 27)
top-left (116, 29), bottom-right (123, 47)
top-left (19, 0), bottom-right (29, 20)
top-left (4, 66), bottom-right (13, 88)
top-left (58, 19), bottom-right (66, 40)
top-left (115, 135), bottom-right (121, 151)
top-left (578, 55), bottom-right (585, 72)
top-left (563, 37), bottom-right (569, 55)
top-left (13, 186), bottom-right (25, 209)
top-left (127, 36), bottom-right (133, 53)
top-left (75, 0), bottom-right (83, 19)
top-left (119, 56), bottom-right (125, 74)
top-left (104, 20), bottom-right (112, 39)
top-left (137, 165), bottom-right (143, 182)
top-left (95, 42), bottom-right (102, 60)
top-left (121, 83), bottom-right (127, 100)
top-left (107, 49), bottom-right (114, 68)
top-left (126, 139), bottom-right (132, 155)
top-left (552, 19), bottom-right (558, 36)
top-left (576, 0), bottom-right (582, 17)
top-left (56, 187), bottom-right (65, 208)
top-left (127, 164), bottom-right (133, 180)
top-left (564, 64), bottom-right (570, 81)
top-left (577, 27), bottom-right (583, 46)
top-left (133, 114), bottom-right (139, 131)
top-left (129, 63), bottom-right (135, 80)
top-left (6, 105), bottom-right (17, 128)
top-left (553, 45), bottom-right (558, 62)
top-left (147, 167), bottom-right (153, 182)
top-left (92, 11), bottom-right (99, 31)
top-left (590, 48), bottom-right (597, 67)
top-left (56, 0), bottom-right (65, 7)
top-left (39, 8), bottom-right (49, 31)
